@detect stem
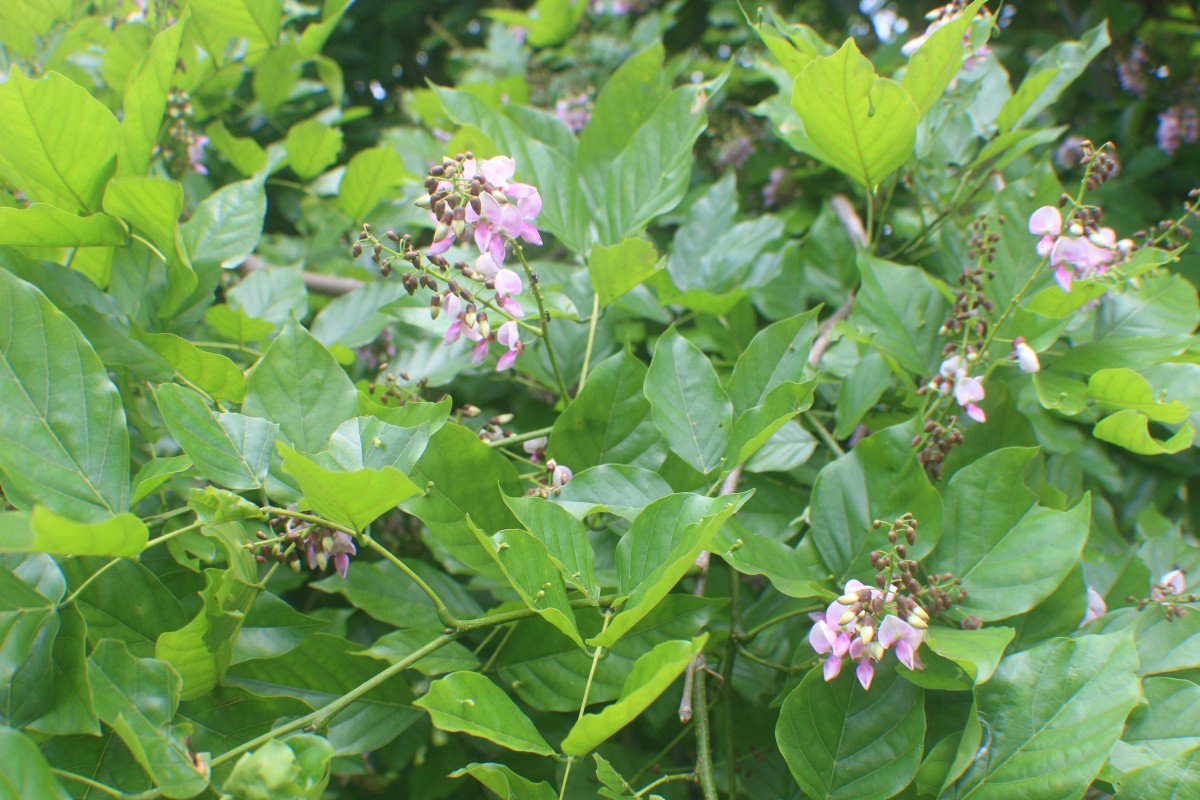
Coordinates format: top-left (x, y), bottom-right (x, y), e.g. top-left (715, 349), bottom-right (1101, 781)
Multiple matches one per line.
top-left (804, 415), bottom-right (845, 457)
top-left (50, 769), bottom-right (160, 799)
top-left (724, 567), bottom-right (740, 800)
top-left (141, 506), bottom-right (192, 525)
top-left (486, 426), bottom-right (554, 448)
top-left (262, 506), bottom-right (355, 536)
top-left (693, 668), bottom-right (719, 800)
top-left (560, 610), bottom-right (613, 800)
top-left (212, 634), bottom-right (458, 768)
top-left (515, 245), bottom-right (572, 405)
top-left (578, 292), bottom-right (602, 389)
top-left (635, 773), bottom-right (696, 797)
top-left (864, 188), bottom-right (876, 250)
top-left (360, 533), bottom-right (463, 628)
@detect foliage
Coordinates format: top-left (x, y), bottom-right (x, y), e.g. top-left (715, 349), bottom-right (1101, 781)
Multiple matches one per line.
top-left (1, 1), bottom-right (1199, 799)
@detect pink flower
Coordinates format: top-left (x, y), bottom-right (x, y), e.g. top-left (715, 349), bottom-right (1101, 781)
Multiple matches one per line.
top-left (551, 464), bottom-right (573, 487)
top-left (855, 658), bottom-right (875, 690)
top-left (471, 340), bottom-right (489, 365)
top-left (878, 616), bottom-right (924, 671)
top-left (495, 320), bottom-right (523, 371)
top-left (523, 436), bottom-right (548, 462)
top-left (1013, 337), bottom-right (1040, 373)
top-left (189, 135), bottom-right (209, 175)
top-left (494, 269), bottom-right (523, 297)
top-left (331, 532), bottom-right (356, 579)
top-left (1152, 569), bottom-right (1186, 601)
top-left (938, 355), bottom-right (986, 423)
top-left (1081, 586), bottom-right (1107, 626)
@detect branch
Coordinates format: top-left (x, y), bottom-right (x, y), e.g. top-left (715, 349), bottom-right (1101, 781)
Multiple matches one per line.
top-left (240, 254), bottom-right (364, 296)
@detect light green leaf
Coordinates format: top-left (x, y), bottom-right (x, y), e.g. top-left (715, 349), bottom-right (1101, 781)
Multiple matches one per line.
top-left (156, 383), bottom-right (276, 490)
top-left (362, 629), bottom-right (480, 676)
top-left (156, 567), bottom-right (259, 701)
top-left (117, 16), bottom-right (187, 176)
top-left (503, 494), bottom-right (598, 600)
top-left (87, 640), bottom-right (210, 798)
top-left (230, 592), bottom-right (325, 665)
top-left (561, 636), bottom-right (706, 756)
top-left (792, 38), bottom-right (919, 186)
top-left (645, 328), bottom-right (733, 477)
top-left (0, 206), bottom-right (126, 247)
top-left (181, 177), bottom-right (267, 270)
top-left (0, 557), bottom-right (64, 728)
top-left (223, 734), bottom-right (333, 800)
top-left (284, 120), bottom-right (343, 180)
top-left (450, 762), bottom-right (557, 800)
top-left (745, 6), bottom-right (828, 78)
top-left (553, 464), bottom-right (673, 520)
top-left (0, 268), bottom-right (130, 521)
top-left (0, 727), bottom-right (72, 799)
top-left (1032, 372), bottom-right (1089, 416)
top-left (1088, 369), bottom-right (1192, 423)
top-left (578, 43), bottom-right (669, 165)
top-left (338, 145), bottom-right (408, 221)
top-left (588, 237), bottom-right (662, 306)
top-left (712, 526), bottom-right (826, 599)
top-left (945, 634), bottom-right (1139, 799)
top-left (930, 448), bottom-right (1089, 621)
top-left (1085, 607), bottom-right (1200, 677)
top-left (228, 267), bottom-right (308, 325)
top-left (416, 671), bottom-right (555, 756)
top-left (325, 416), bottom-right (431, 474)
top-left (206, 120), bottom-right (268, 176)
top-left (851, 252), bottom-right (949, 375)
top-left (102, 176), bottom-right (196, 314)
top-left (725, 381), bottom-right (815, 469)
top-left (810, 425), bottom-right (942, 582)
top-left (997, 22), bottom-right (1110, 132)
top-left (551, 351), bottom-right (666, 471)
top-left (777, 661), bottom-right (925, 800)
top-left (596, 492), bottom-right (750, 647)
top-left (728, 309), bottom-right (821, 416)
top-left (134, 328), bottom-right (246, 402)
top-left (0, 508), bottom-right (147, 557)
top-left (189, 0), bottom-right (281, 51)
top-left (922, 626), bottom-right (1014, 685)
top-left (1093, 410), bottom-right (1195, 456)
top-left (0, 70), bottom-right (119, 212)
top-left (312, 559), bottom-right (482, 632)
top-left (243, 319), bottom-right (359, 452)
top-left (901, 0), bottom-right (985, 116)
top-left (471, 524), bottom-right (583, 647)
top-left (279, 442), bottom-right (419, 532)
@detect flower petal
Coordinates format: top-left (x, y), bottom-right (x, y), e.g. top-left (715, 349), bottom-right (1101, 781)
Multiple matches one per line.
top-left (1028, 205), bottom-right (1062, 237)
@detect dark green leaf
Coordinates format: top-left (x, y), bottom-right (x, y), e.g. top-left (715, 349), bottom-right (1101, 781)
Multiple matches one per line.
top-left (0, 726), bottom-right (72, 799)
top-left (644, 328), bottom-right (733, 477)
top-left (156, 383), bottom-right (276, 491)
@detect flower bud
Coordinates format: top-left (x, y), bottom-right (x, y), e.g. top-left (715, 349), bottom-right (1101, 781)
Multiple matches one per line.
top-left (838, 610), bottom-right (857, 627)
top-left (961, 615), bottom-right (982, 630)
top-left (433, 221), bottom-right (450, 244)
top-left (860, 625), bottom-right (874, 644)
top-left (838, 593), bottom-right (860, 605)
top-left (908, 615), bottom-right (928, 629)
top-left (912, 605), bottom-right (929, 622)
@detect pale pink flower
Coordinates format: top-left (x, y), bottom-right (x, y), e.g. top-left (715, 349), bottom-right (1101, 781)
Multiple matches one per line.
top-left (551, 464), bottom-right (572, 487)
top-left (878, 615), bottom-right (924, 671)
top-left (1081, 586), bottom-right (1107, 626)
top-left (1152, 568), bottom-right (1186, 601)
top-left (855, 658), bottom-right (875, 690)
top-left (1013, 337), bottom-right (1040, 373)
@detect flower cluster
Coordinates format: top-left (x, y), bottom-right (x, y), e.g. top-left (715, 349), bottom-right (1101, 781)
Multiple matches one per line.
top-left (355, 152), bottom-right (545, 372)
top-left (809, 516), bottom-right (943, 690)
top-left (932, 352), bottom-right (986, 423)
top-left (254, 517), bottom-right (358, 579)
top-left (554, 91), bottom-right (593, 132)
top-left (162, 88), bottom-right (208, 176)
top-left (1157, 103), bottom-right (1198, 156)
top-left (1129, 568), bottom-right (1197, 622)
top-left (1028, 204), bottom-right (1130, 293)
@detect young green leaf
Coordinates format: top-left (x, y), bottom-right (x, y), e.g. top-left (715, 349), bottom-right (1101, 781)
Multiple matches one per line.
top-left (284, 120), bottom-right (343, 180)
top-left (0, 507), bottom-right (147, 557)
top-left (279, 442), bottom-right (420, 533)
top-left (900, 0), bottom-right (986, 116)
top-left (503, 494), bottom-right (598, 600)
top-left (338, 145), bottom-right (409, 222)
top-left (156, 384), bottom-right (276, 491)
top-left (416, 671), bottom-right (555, 756)
top-left (0, 727), bottom-right (73, 799)
top-left (117, 16), bottom-right (187, 176)
top-left (587, 237), bottom-right (662, 306)
top-left (791, 38), bottom-right (919, 187)
top-left (449, 762), bottom-right (558, 800)
top-left (133, 327), bottom-right (246, 402)
top-left (561, 635), bottom-right (706, 756)
top-left (181, 176), bottom-right (267, 271)
top-left (0, 205), bottom-right (127, 247)
top-left (552, 464), bottom-right (673, 520)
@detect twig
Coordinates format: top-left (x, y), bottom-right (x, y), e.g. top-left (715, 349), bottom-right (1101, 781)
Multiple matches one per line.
top-left (693, 667), bottom-right (719, 800)
top-left (240, 254), bottom-right (363, 296)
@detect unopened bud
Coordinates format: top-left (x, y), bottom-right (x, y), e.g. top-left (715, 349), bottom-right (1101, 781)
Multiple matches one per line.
top-left (909, 615), bottom-right (929, 629)
top-left (860, 625), bottom-right (874, 644)
top-left (961, 615), bottom-right (981, 630)
top-left (838, 593), bottom-right (860, 605)
top-left (838, 610), bottom-right (857, 627)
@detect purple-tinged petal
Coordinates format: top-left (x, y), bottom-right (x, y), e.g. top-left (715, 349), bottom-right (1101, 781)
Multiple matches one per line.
top-left (480, 192), bottom-right (504, 222)
top-left (480, 156), bottom-right (515, 187)
top-left (500, 204), bottom-right (524, 238)
top-left (306, 540), bottom-right (318, 571)
top-left (500, 296), bottom-right (526, 318)
top-left (809, 622), bottom-right (834, 655)
top-left (856, 659), bottom-right (875, 690)
top-left (1054, 265), bottom-right (1073, 293)
top-left (334, 553), bottom-right (350, 579)
top-left (494, 268), bottom-right (523, 297)
top-left (444, 321), bottom-right (463, 344)
top-left (496, 349), bottom-right (519, 371)
top-left (833, 632), bottom-right (852, 657)
top-left (444, 293), bottom-right (462, 319)
top-left (471, 340), bottom-right (489, 365)
top-left (878, 615), bottom-right (911, 649)
top-left (966, 403), bottom-right (986, 423)
top-left (520, 221), bottom-right (543, 246)
top-left (506, 182), bottom-right (538, 200)
top-left (475, 221), bottom-right (493, 255)
top-left (823, 656), bottom-right (843, 682)
top-left (428, 233), bottom-right (455, 255)
top-left (895, 639), bottom-right (915, 670)
top-left (1037, 235), bottom-right (1056, 257)
top-left (489, 235), bottom-right (507, 265)
top-left (518, 190), bottom-right (542, 218)
top-left (474, 251), bottom-right (500, 278)
top-left (955, 376), bottom-right (985, 406)
top-left (552, 465), bottom-right (572, 486)
top-left (1081, 586), bottom-right (1107, 626)
top-left (1028, 206), bottom-right (1062, 237)
top-left (497, 320), bottom-right (521, 348)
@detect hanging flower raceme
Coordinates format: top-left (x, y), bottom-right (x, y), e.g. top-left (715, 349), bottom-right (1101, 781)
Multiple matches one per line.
top-left (1028, 205), bottom-right (1131, 292)
top-left (931, 353), bottom-right (986, 423)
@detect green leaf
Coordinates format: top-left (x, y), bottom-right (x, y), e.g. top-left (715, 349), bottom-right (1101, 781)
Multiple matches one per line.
top-left (1086, 608), bottom-right (1200, 677)
top-left (226, 633), bottom-right (418, 755)
top-left (553, 465), bottom-right (673, 521)
top-left (0, 70), bottom-right (118, 212)
top-left (324, 415), bottom-right (432, 474)
top-left (279, 442), bottom-right (420, 532)
top-left (338, 145), bottom-right (409, 221)
top-left (726, 381), bottom-right (815, 469)
top-left (929, 448), bottom-right (1089, 621)
top-left (405, 423), bottom-right (521, 578)
top-left (922, 626), bottom-right (1014, 685)
top-left (87, 639), bottom-right (210, 798)
top-left (1088, 369), bottom-right (1192, 423)
top-left (450, 762), bottom-right (557, 800)
top-left (223, 735), bottom-right (334, 800)
top-left (777, 661), bottom-right (925, 800)
top-left (243, 319), bottom-right (359, 452)
top-left (61, 559), bottom-right (186, 657)
top-left (1093, 409), bottom-right (1196, 455)
top-left (498, 596), bottom-right (720, 713)
top-left (792, 38), bottom-right (919, 186)
top-left (0, 268), bottom-right (130, 521)
top-left (134, 327), bottom-right (246, 402)
top-left (644, 328), bottom-right (733, 477)
top-left (851, 252), bottom-right (949, 375)
top-left (230, 592), bottom-right (324, 665)
top-left (415, 671), bottom-right (555, 756)
top-left (0, 205), bottom-right (126, 247)
top-left (712, 527), bottom-right (826, 599)
top-left (561, 635), bottom-right (706, 756)
top-left (156, 567), bottom-right (259, 701)
top-left (181, 176), bottom-right (267, 270)
top-left (578, 43), bottom-right (669, 166)
top-left (117, 16), bottom-right (187, 176)
top-left (284, 120), bottom-right (343, 180)
top-left (362, 629), bottom-right (480, 676)
top-left (597, 492), bottom-right (750, 647)
top-left (0, 556), bottom-right (63, 728)
top-left (551, 351), bottom-right (666, 471)
top-left (156, 383), bottom-right (276, 490)
top-left (228, 267), bottom-right (308, 325)
top-left (102, 176), bottom-right (197, 315)
top-left (471, 524), bottom-right (584, 647)
top-left (503, 495), bottom-right (598, 600)
top-left (901, 0), bottom-right (985, 116)
top-left (1109, 677), bottom-right (1200, 797)
top-left (0, 727), bottom-right (72, 799)
top-left (588, 237), bottom-right (662, 306)
top-left (1032, 371), bottom-right (1089, 416)
top-left (206, 120), bottom-right (268, 176)
top-left (25, 603), bottom-right (100, 736)
top-left (312, 559), bottom-right (482, 631)
top-left (945, 634), bottom-right (1139, 798)
top-left (189, 0), bottom-right (281, 51)
top-left (810, 425), bottom-right (942, 582)
top-left (996, 22), bottom-right (1110, 132)
top-left (745, 6), bottom-right (828, 78)
top-left (0, 507), bottom-right (147, 557)
top-left (728, 309), bottom-right (821, 416)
